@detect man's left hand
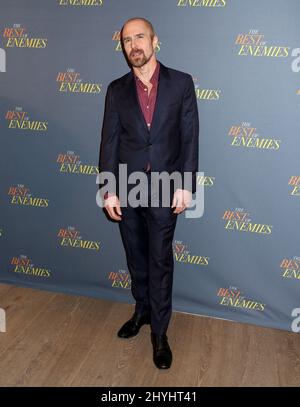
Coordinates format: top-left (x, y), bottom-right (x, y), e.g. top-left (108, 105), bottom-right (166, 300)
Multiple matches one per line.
top-left (171, 188), bottom-right (192, 214)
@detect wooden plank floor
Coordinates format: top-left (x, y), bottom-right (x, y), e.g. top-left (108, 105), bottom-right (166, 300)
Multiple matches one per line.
top-left (0, 282), bottom-right (300, 387)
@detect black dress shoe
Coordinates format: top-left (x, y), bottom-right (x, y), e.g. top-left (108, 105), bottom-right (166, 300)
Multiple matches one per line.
top-left (151, 333), bottom-right (172, 369)
top-left (117, 312), bottom-right (151, 338)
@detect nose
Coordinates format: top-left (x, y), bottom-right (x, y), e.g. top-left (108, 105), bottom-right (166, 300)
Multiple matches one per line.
top-left (131, 38), bottom-right (138, 49)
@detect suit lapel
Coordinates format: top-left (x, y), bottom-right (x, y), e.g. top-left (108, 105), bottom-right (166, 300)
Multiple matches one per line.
top-left (149, 62), bottom-right (169, 140)
top-left (125, 71), bottom-right (149, 140)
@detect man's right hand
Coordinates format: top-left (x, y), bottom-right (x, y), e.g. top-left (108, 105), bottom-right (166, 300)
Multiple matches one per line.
top-left (104, 194), bottom-right (122, 221)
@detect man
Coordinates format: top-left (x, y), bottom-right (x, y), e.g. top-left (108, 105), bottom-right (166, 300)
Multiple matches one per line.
top-left (98, 17), bottom-right (199, 369)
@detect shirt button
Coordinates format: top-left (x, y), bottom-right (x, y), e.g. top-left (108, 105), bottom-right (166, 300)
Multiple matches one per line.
top-left (144, 88), bottom-right (147, 91)
top-left (146, 105), bottom-right (149, 109)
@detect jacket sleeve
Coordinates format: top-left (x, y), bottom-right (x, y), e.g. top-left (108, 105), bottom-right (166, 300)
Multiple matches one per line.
top-left (180, 74), bottom-right (199, 194)
top-left (98, 83), bottom-right (121, 195)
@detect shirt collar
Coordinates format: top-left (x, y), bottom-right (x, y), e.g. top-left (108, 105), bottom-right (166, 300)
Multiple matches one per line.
top-left (134, 60), bottom-right (160, 85)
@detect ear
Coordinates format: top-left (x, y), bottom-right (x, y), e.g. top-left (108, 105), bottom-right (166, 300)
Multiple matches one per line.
top-left (152, 35), bottom-right (159, 49)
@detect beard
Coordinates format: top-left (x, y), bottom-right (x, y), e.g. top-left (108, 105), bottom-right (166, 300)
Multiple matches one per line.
top-left (128, 48), bottom-right (153, 67)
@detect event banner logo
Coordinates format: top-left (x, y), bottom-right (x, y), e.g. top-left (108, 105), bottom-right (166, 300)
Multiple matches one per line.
top-left (59, 0), bottom-right (103, 5)
top-left (281, 257), bottom-right (300, 280)
top-left (57, 226), bottom-right (100, 251)
top-left (2, 24), bottom-right (47, 48)
top-left (288, 176), bottom-right (300, 196)
top-left (5, 107), bottom-right (48, 132)
top-left (235, 30), bottom-right (290, 57)
top-left (8, 185), bottom-right (49, 207)
top-left (193, 77), bottom-right (220, 101)
top-left (217, 286), bottom-right (266, 311)
top-left (57, 151), bottom-right (99, 175)
top-left (56, 69), bottom-right (101, 93)
top-left (173, 240), bottom-right (209, 266)
top-left (177, 0), bottom-right (226, 7)
top-left (112, 31), bottom-right (161, 52)
top-left (197, 174), bottom-right (215, 187)
top-left (10, 255), bottom-right (51, 278)
top-left (107, 269), bottom-right (131, 289)
top-left (222, 209), bottom-right (272, 235)
top-left (228, 122), bottom-right (281, 150)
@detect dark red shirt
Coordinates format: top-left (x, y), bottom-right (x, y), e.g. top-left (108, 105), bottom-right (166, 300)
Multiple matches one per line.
top-left (134, 60), bottom-right (160, 132)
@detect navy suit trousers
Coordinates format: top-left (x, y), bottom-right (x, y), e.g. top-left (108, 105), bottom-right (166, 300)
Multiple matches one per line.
top-left (118, 172), bottom-right (178, 335)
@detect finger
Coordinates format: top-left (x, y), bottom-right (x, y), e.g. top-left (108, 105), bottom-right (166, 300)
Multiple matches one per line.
top-left (112, 207), bottom-right (122, 220)
top-left (106, 206), bottom-right (121, 221)
top-left (172, 200), bottom-right (180, 213)
top-left (171, 195), bottom-right (177, 208)
top-left (174, 199), bottom-right (183, 211)
top-left (173, 205), bottom-right (184, 214)
top-left (179, 205), bottom-right (186, 213)
top-left (115, 204), bottom-right (122, 216)
top-left (106, 206), bottom-right (115, 219)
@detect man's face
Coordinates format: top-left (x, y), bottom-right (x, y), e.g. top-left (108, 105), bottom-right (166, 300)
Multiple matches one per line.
top-left (121, 20), bottom-right (158, 68)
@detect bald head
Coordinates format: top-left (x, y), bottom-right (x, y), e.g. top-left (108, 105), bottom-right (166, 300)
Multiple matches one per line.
top-left (121, 17), bottom-right (155, 43)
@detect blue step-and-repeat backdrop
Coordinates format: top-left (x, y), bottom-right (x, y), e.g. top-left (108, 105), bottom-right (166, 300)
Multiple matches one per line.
top-left (1, 0), bottom-right (300, 333)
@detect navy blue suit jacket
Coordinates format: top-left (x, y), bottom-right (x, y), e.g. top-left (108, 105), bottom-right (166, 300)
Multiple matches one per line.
top-left (98, 61), bottom-right (199, 196)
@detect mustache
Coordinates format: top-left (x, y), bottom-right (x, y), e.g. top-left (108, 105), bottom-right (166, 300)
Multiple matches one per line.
top-left (130, 49), bottom-right (144, 57)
